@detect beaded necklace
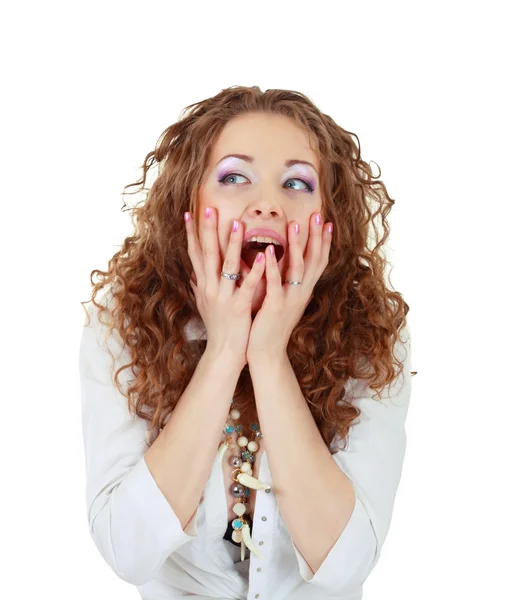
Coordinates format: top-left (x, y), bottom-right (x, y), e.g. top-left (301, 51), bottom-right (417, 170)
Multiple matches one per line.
top-left (218, 398), bottom-right (272, 561)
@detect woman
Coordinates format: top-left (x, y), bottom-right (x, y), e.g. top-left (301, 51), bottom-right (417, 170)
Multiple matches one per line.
top-left (79, 85), bottom-right (413, 600)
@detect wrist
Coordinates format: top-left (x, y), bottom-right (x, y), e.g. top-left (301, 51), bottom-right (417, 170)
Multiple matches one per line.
top-left (202, 345), bottom-right (245, 374)
top-left (247, 348), bottom-right (289, 369)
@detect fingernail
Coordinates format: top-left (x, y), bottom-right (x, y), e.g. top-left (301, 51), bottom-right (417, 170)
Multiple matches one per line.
top-left (294, 222), bottom-right (300, 235)
top-left (205, 207), bottom-right (212, 218)
top-left (232, 220), bottom-right (239, 232)
top-left (184, 212), bottom-right (191, 223)
top-left (328, 223), bottom-right (333, 233)
top-left (316, 213), bottom-right (322, 226)
top-left (268, 244), bottom-right (275, 256)
top-left (256, 252), bottom-right (264, 263)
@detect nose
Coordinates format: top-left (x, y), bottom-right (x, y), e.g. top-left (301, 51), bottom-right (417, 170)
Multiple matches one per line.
top-left (245, 192), bottom-right (284, 220)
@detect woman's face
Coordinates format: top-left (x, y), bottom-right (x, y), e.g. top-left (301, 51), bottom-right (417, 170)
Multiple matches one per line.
top-left (197, 112), bottom-right (323, 316)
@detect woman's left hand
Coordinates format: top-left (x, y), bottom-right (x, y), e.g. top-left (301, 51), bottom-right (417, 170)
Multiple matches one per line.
top-left (246, 212), bottom-right (333, 361)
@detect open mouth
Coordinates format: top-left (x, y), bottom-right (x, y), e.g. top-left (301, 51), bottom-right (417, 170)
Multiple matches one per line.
top-left (241, 240), bottom-right (285, 269)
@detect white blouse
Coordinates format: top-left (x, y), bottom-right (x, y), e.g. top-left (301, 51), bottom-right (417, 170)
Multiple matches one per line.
top-left (79, 293), bottom-right (412, 600)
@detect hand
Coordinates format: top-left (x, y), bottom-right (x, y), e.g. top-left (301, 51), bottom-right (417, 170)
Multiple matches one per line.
top-left (247, 213), bottom-right (333, 360)
top-left (185, 207), bottom-right (266, 371)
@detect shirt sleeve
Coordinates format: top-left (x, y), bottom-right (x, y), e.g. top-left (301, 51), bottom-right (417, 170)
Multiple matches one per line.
top-left (291, 323), bottom-right (413, 595)
top-left (78, 294), bottom-right (199, 586)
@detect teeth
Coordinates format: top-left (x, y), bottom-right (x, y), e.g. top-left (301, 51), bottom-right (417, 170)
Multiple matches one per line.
top-left (246, 236), bottom-right (282, 245)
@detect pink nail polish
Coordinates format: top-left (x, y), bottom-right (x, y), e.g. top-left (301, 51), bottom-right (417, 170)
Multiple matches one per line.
top-left (232, 220), bottom-right (239, 232)
top-left (328, 223), bottom-right (333, 233)
top-left (256, 252), bottom-right (264, 263)
top-left (269, 244), bottom-right (275, 256)
top-left (184, 212), bottom-right (191, 223)
top-left (316, 213), bottom-right (322, 226)
top-left (294, 223), bottom-right (300, 235)
top-left (205, 207), bottom-right (212, 218)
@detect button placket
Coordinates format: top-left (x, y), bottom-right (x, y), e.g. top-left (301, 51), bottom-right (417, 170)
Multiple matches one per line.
top-left (248, 451), bottom-right (274, 600)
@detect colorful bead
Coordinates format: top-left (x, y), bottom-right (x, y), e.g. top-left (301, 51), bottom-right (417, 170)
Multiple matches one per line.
top-left (231, 483), bottom-right (246, 498)
top-left (232, 519), bottom-right (243, 530)
top-left (247, 440), bottom-right (259, 452)
top-left (233, 503), bottom-right (246, 516)
top-left (241, 450), bottom-right (255, 463)
top-left (224, 424), bottom-right (235, 434)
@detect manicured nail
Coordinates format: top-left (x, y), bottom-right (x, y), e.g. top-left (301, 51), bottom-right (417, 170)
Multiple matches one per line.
top-left (294, 222), bottom-right (300, 235)
top-left (328, 223), bottom-right (333, 233)
top-left (316, 213), bottom-right (322, 226)
top-left (256, 252), bottom-right (264, 263)
top-left (205, 207), bottom-right (212, 218)
top-left (268, 244), bottom-right (275, 256)
top-left (184, 212), bottom-right (191, 223)
top-left (232, 220), bottom-right (239, 232)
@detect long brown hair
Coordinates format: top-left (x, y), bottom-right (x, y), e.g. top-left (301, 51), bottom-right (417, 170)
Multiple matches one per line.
top-left (81, 85), bottom-right (410, 452)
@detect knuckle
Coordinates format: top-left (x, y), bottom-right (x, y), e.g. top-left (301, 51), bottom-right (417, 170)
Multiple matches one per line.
top-left (205, 285), bottom-right (218, 301)
top-left (203, 244), bottom-right (216, 257)
top-left (223, 257), bottom-right (237, 273)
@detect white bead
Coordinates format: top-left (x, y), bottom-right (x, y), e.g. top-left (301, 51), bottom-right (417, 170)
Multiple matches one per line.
top-left (247, 440), bottom-right (259, 452)
top-left (237, 436), bottom-right (248, 447)
top-left (233, 503), bottom-right (246, 516)
top-left (240, 462), bottom-right (252, 473)
top-left (232, 530), bottom-right (243, 543)
top-left (230, 409), bottom-right (240, 420)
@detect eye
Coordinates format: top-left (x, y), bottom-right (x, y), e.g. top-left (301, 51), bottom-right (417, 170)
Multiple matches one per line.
top-left (284, 178), bottom-right (314, 193)
top-left (219, 172), bottom-right (248, 185)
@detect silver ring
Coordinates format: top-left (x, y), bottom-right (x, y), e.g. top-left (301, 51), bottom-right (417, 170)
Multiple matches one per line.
top-left (286, 280), bottom-right (302, 285)
top-left (221, 271), bottom-right (241, 281)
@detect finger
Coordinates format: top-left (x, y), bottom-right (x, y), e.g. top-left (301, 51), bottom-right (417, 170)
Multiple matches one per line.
top-left (284, 220), bottom-right (304, 293)
top-left (237, 251), bottom-right (266, 302)
top-left (219, 219), bottom-right (244, 298)
top-left (264, 243), bottom-right (282, 300)
top-left (184, 212), bottom-right (205, 284)
top-left (320, 222), bottom-right (333, 274)
top-left (302, 212), bottom-right (324, 283)
top-left (202, 206), bottom-right (222, 290)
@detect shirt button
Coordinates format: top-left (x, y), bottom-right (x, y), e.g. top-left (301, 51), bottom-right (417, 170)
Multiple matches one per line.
top-left (261, 516), bottom-right (267, 521)
top-left (259, 541), bottom-right (264, 546)
top-left (255, 595), bottom-right (260, 599)
top-left (257, 567), bottom-right (262, 572)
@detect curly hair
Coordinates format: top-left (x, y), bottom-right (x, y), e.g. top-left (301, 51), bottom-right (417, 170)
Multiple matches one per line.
top-left (81, 84), bottom-right (411, 453)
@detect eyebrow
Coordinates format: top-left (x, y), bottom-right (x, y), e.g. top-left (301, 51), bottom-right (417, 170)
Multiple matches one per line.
top-left (216, 153), bottom-right (318, 174)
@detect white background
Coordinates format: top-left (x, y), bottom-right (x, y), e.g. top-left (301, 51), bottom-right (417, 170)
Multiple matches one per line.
top-left (1, 1), bottom-right (513, 598)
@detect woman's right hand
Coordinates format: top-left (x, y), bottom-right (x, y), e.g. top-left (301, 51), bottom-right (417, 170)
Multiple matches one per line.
top-left (184, 206), bottom-right (265, 371)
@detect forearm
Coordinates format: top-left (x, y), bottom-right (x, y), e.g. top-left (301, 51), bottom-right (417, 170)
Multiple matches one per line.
top-left (249, 352), bottom-right (356, 576)
top-left (145, 347), bottom-right (242, 531)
